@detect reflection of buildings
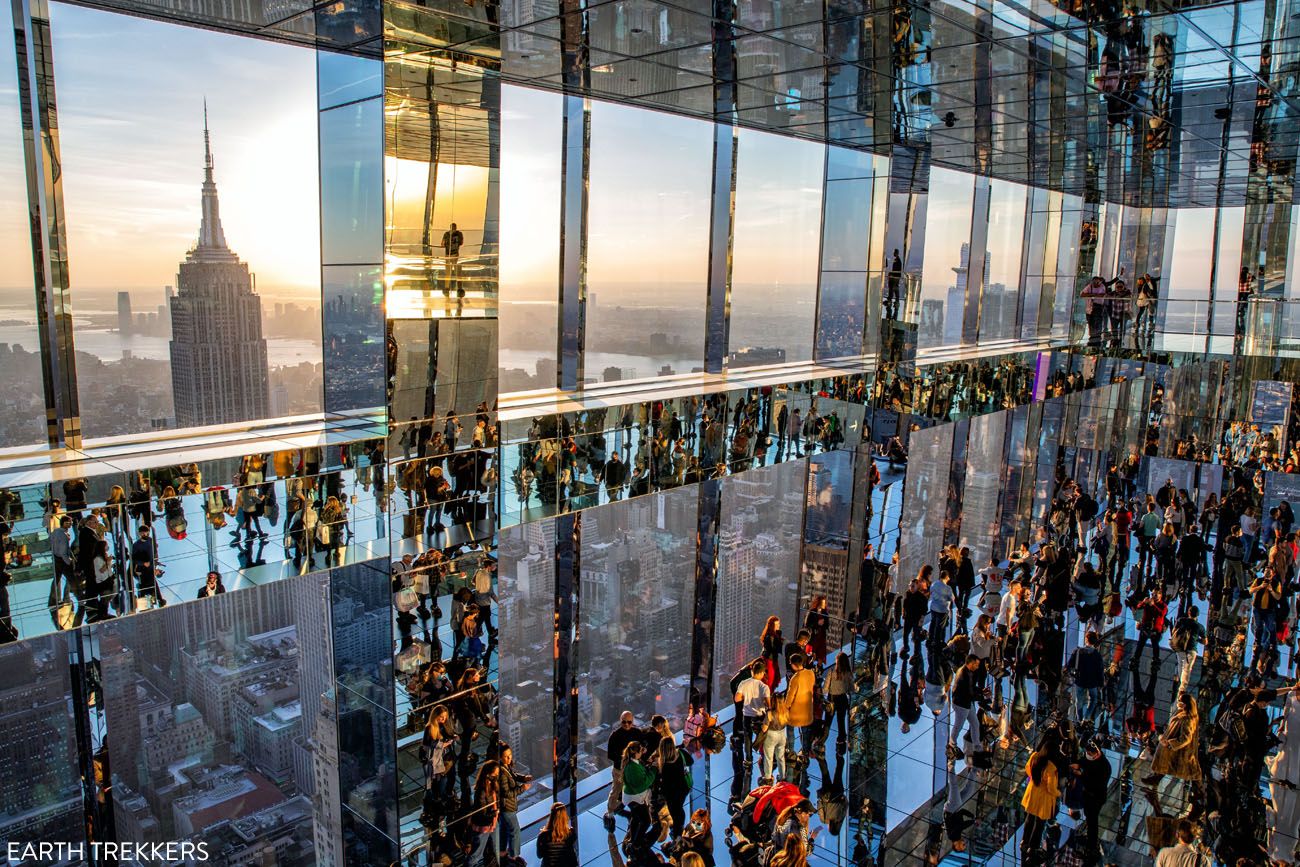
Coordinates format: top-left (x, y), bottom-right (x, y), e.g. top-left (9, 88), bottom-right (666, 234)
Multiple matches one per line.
top-left (575, 494), bottom-right (695, 774)
top-left (0, 641), bottom-right (83, 849)
top-left (497, 522), bottom-right (557, 808)
top-left (168, 114), bottom-right (270, 428)
top-left (96, 575), bottom-right (332, 864)
top-left (803, 457), bottom-right (854, 628)
top-left (713, 464), bottom-right (804, 705)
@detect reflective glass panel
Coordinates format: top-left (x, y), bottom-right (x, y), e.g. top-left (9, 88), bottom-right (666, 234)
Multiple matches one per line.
top-left (587, 101), bottom-right (711, 382)
top-left (51, 3), bottom-right (323, 437)
top-left (980, 180), bottom-right (1027, 341)
top-left (0, 5), bottom-right (42, 446)
top-left (711, 460), bottom-right (804, 708)
top-left (320, 97), bottom-right (383, 265)
top-left (577, 487), bottom-right (696, 783)
top-left (498, 519), bottom-right (557, 812)
top-left (918, 167), bottom-right (975, 351)
top-left (728, 129), bottom-right (823, 369)
top-left (499, 84), bottom-right (561, 394)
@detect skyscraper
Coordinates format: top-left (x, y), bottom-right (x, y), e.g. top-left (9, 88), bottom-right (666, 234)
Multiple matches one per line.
top-left (168, 106), bottom-right (269, 428)
top-left (117, 291), bottom-right (133, 335)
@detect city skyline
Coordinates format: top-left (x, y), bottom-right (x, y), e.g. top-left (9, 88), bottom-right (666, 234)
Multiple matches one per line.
top-left (4, 3), bottom-right (322, 301)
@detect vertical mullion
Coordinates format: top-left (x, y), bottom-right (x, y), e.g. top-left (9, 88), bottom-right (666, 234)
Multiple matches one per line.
top-left (13, 0), bottom-right (79, 448)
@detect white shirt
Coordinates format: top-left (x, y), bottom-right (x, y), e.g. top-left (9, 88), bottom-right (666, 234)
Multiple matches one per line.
top-left (736, 677), bottom-right (771, 717)
top-left (996, 592), bottom-right (1018, 627)
top-left (1155, 842), bottom-right (1208, 867)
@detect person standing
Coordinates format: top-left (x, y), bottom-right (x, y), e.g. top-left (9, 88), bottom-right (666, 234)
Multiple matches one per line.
top-left (497, 745), bottom-right (532, 862)
top-left (1078, 739), bottom-right (1111, 859)
top-left (1170, 605), bottom-right (1206, 691)
top-left (654, 735), bottom-right (692, 842)
top-left (441, 223), bottom-right (464, 297)
top-left (947, 656), bottom-right (983, 760)
top-left (735, 660), bottom-right (771, 775)
top-left (536, 803), bottom-right (578, 867)
top-left (619, 742), bottom-right (659, 856)
top-left (823, 652), bottom-right (852, 744)
top-left (781, 653), bottom-right (817, 757)
top-left (603, 711), bottom-right (643, 827)
top-left (885, 249), bottom-right (903, 319)
top-left (1020, 738), bottom-right (1062, 862)
top-left (50, 516), bottom-right (75, 596)
top-left (928, 568), bottom-right (955, 649)
top-left (1154, 820), bottom-right (1210, 866)
top-left (1068, 630), bottom-right (1105, 722)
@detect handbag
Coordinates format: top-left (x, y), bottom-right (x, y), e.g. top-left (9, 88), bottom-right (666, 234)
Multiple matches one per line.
top-left (316, 523), bottom-right (331, 546)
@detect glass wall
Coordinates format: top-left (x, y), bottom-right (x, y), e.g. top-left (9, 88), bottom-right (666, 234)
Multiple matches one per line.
top-left (51, 2), bottom-right (324, 437)
top-left (918, 167), bottom-right (975, 351)
top-left (1164, 207), bottom-right (1216, 347)
top-left (728, 129), bottom-right (823, 368)
top-left (0, 635), bottom-right (85, 851)
top-left (815, 148), bottom-right (882, 360)
top-left (586, 101), bottom-right (712, 383)
top-left (711, 460), bottom-right (804, 708)
top-left (497, 519), bottom-right (557, 812)
top-left (92, 573), bottom-right (339, 857)
top-left (980, 180), bottom-right (1028, 341)
top-left (499, 85), bottom-right (561, 394)
top-left (577, 487), bottom-right (696, 782)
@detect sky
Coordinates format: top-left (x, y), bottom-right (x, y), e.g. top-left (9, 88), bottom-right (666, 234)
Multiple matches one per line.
top-left (498, 86), bottom-right (830, 303)
top-left (0, 3), bottom-right (321, 306)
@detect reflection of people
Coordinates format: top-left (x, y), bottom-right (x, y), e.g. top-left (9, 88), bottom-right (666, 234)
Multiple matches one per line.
top-left (886, 249), bottom-right (903, 319)
top-left (1237, 265), bottom-right (1255, 335)
top-left (441, 223), bottom-right (464, 297)
top-left (197, 570), bottom-right (226, 599)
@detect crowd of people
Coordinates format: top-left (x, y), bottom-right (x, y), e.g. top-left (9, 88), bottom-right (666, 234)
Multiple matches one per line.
top-left (508, 391), bottom-right (855, 515)
top-left (870, 461), bottom-right (1299, 864)
top-left (1081, 268), bottom-right (1160, 351)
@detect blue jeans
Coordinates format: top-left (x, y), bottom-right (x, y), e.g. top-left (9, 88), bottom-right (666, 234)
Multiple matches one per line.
top-left (500, 810), bottom-right (521, 858)
top-left (468, 829), bottom-right (491, 867)
top-left (1254, 608), bottom-right (1277, 653)
top-left (1074, 685), bottom-right (1101, 721)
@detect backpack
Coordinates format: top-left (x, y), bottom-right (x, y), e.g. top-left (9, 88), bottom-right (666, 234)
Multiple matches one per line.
top-left (1170, 619), bottom-right (1193, 652)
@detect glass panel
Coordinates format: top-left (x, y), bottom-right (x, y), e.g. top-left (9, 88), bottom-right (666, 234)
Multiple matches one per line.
top-left (918, 167), bottom-right (974, 351)
top-left (980, 180), bottom-right (1027, 341)
top-left (587, 101), bottom-right (711, 382)
top-left (321, 98), bottom-right (383, 265)
top-left (0, 635), bottom-right (86, 849)
top-left (728, 129), bottom-right (823, 368)
top-left (499, 84), bottom-right (561, 393)
top-left (1164, 208), bottom-right (1215, 341)
top-left (1212, 206), bottom-right (1245, 337)
top-left (52, 2), bottom-right (323, 436)
top-left (577, 487), bottom-right (697, 785)
top-left (498, 519), bottom-right (557, 812)
top-left (93, 575), bottom-right (341, 857)
top-left (317, 50), bottom-right (382, 110)
top-left (712, 460), bottom-right (804, 709)
top-left (0, 4), bottom-right (42, 446)
top-left (322, 265), bottom-right (384, 413)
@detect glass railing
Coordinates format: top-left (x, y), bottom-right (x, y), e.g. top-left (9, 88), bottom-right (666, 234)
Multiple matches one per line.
top-left (0, 449), bottom-right (390, 644)
top-left (1072, 293), bottom-right (1300, 355)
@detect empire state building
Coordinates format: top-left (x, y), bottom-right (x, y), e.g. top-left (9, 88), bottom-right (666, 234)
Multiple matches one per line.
top-left (168, 109), bottom-right (270, 428)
